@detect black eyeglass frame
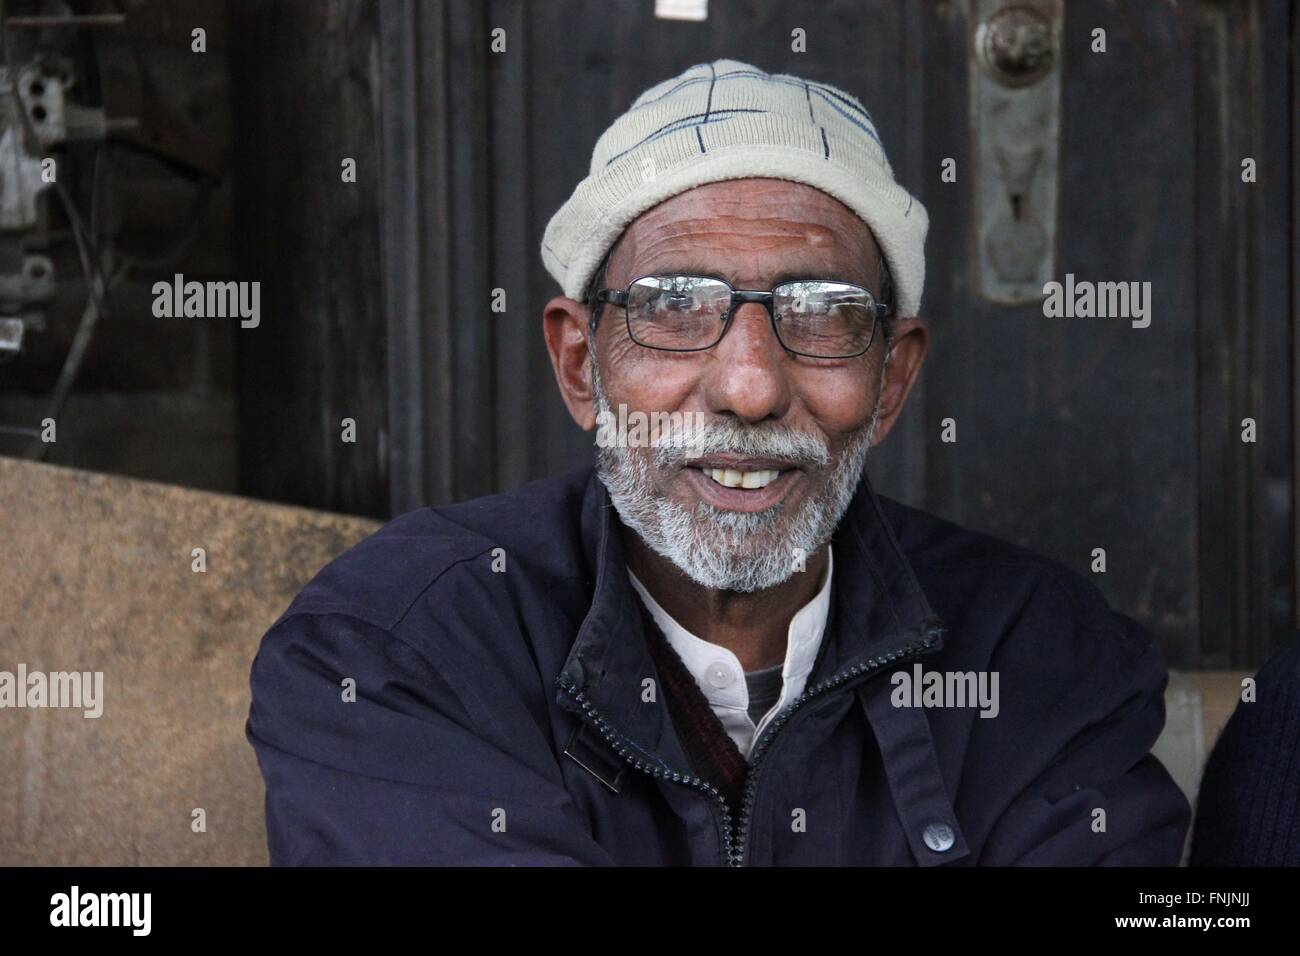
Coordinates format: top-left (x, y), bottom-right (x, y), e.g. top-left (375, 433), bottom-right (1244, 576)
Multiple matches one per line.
top-left (592, 273), bottom-right (895, 359)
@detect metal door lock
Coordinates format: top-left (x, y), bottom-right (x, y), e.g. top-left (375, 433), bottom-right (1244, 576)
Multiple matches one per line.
top-left (975, 4), bottom-right (1055, 87)
top-left (971, 0), bottom-right (1062, 304)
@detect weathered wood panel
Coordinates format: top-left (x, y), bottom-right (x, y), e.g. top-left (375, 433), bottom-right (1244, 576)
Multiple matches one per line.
top-left (231, 0), bottom-right (390, 518)
top-left (0, 457), bottom-right (379, 865)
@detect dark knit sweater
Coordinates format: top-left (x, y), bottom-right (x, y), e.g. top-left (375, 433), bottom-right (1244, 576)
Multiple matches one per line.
top-left (1190, 633), bottom-right (1300, 866)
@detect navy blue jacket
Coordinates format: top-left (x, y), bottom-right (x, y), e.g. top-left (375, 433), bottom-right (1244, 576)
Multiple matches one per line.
top-left (245, 465), bottom-right (1190, 865)
top-left (1190, 634), bottom-right (1300, 866)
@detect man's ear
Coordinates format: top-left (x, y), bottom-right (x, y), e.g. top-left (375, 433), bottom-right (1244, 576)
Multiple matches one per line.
top-left (543, 296), bottom-right (598, 431)
top-left (868, 316), bottom-right (928, 446)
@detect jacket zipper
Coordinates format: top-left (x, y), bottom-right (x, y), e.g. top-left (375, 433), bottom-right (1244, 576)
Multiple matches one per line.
top-left (558, 626), bottom-right (942, 866)
top-left (728, 629), bottom-right (941, 865)
top-left (557, 679), bottom-right (736, 859)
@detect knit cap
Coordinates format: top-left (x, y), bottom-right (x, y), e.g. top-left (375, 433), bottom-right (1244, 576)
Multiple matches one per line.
top-left (541, 59), bottom-right (928, 317)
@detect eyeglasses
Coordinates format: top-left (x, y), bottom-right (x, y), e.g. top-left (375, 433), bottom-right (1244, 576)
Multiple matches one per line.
top-left (592, 274), bottom-right (892, 359)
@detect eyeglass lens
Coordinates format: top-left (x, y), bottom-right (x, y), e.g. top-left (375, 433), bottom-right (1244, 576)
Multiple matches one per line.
top-left (623, 275), bottom-right (877, 357)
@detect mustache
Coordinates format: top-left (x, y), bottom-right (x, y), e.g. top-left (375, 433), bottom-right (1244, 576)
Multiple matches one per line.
top-left (650, 417), bottom-right (832, 470)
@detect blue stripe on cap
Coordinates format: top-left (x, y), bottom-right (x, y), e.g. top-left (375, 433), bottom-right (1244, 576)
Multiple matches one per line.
top-left (603, 109), bottom-right (770, 167)
top-left (633, 67), bottom-right (877, 130)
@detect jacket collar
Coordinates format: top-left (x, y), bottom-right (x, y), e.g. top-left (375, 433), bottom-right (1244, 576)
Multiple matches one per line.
top-left (557, 466), bottom-right (944, 727)
top-left (555, 465), bottom-right (967, 865)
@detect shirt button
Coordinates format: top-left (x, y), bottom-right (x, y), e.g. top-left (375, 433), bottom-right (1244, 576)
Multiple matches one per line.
top-left (923, 823), bottom-right (955, 852)
top-left (705, 662), bottom-right (735, 689)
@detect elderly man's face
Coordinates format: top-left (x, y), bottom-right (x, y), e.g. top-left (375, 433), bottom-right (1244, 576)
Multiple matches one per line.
top-left (545, 178), bottom-right (927, 592)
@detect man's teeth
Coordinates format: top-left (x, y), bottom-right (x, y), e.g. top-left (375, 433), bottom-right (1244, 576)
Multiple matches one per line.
top-left (701, 467), bottom-right (782, 489)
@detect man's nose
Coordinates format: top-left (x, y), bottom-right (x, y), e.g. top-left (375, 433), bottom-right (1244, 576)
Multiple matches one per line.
top-left (701, 301), bottom-right (792, 423)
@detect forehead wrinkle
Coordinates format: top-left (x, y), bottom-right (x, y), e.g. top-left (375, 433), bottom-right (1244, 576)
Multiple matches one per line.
top-left (637, 211), bottom-right (849, 242)
top-left (621, 178), bottom-right (868, 248)
top-left (629, 228), bottom-right (869, 285)
top-left (639, 229), bottom-right (832, 259)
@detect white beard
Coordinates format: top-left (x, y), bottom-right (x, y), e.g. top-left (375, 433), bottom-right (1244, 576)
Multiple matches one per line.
top-left (592, 358), bottom-right (882, 593)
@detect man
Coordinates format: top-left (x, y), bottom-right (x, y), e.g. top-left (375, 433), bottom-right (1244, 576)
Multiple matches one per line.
top-left (246, 59), bottom-right (1189, 865)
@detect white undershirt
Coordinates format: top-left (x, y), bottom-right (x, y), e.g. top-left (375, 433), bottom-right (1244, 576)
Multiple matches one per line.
top-left (627, 547), bottom-right (833, 760)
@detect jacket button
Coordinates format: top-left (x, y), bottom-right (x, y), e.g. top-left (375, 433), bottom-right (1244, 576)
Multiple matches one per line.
top-left (706, 662), bottom-right (736, 689)
top-left (923, 823), bottom-right (955, 852)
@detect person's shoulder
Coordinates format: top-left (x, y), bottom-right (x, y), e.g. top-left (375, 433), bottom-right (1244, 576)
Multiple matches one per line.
top-left (879, 494), bottom-right (1075, 580)
top-left (1254, 633), bottom-right (1300, 686)
top-left (876, 495), bottom-right (1154, 677)
top-left (1190, 633), bottom-right (1300, 865)
top-left (279, 464), bottom-right (594, 633)
top-left (1204, 634), bottom-right (1300, 734)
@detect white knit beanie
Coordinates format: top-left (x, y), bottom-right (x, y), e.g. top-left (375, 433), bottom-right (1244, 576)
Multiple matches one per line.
top-left (541, 59), bottom-right (928, 317)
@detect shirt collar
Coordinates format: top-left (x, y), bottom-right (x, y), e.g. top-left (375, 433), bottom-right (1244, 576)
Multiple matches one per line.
top-left (556, 467), bottom-right (945, 760)
top-left (624, 548), bottom-right (833, 713)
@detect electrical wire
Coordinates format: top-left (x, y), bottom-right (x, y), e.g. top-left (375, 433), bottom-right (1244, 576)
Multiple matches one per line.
top-left (1, 2), bottom-right (115, 459)
top-left (1, 3), bottom-right (218, 459)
